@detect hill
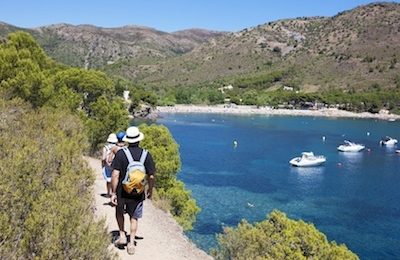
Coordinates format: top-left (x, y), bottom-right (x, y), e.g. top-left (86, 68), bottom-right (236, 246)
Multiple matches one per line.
top-left (127, 2), bottom-right (400, 91)
top-left (1, 2), bottom-right (399, 93)
top-left (0, 22), bottom-right (225, 69)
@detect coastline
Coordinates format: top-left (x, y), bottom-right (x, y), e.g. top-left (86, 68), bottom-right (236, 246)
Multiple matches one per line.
top-left (156, 105), bottom-right (400, 120)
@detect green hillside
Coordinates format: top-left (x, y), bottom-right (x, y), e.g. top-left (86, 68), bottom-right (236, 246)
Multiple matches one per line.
top-left (122, 2), bottom-right (400, 93)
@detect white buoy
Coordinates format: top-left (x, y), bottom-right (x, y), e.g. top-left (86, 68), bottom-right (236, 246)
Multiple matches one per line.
top-left (367, 132), bottom-right (370, 136)
top-left (233, 140), bottom-right (238, 148)
top-left (322, 136), bottom-right (326, 142)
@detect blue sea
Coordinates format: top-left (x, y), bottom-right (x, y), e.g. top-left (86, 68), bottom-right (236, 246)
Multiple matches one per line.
top-left (156, 113), bottom-right (400, 259)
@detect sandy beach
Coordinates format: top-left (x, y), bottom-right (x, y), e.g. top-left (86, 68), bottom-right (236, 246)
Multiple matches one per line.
top-left (87, 157), bottom-right (212, 260)
top-left (156, 105), bottom-right (400, 120)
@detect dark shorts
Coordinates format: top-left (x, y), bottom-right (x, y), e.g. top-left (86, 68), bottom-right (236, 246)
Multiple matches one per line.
top-left (116, 197), bottom-right (143, 219)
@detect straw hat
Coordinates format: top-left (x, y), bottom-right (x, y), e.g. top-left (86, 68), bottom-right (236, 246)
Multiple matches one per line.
top-left (107, 133), bottom-right (118, 143)
top-left (123, 126), bottom-right (144, 143)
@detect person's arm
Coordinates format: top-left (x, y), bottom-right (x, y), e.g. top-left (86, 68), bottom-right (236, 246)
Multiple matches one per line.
top-left (110, 169), bottom-right (120, 205)
top-left (101, 147), bottom-right (107, 167)
top-left (147, 174), bottom-right (155, 199)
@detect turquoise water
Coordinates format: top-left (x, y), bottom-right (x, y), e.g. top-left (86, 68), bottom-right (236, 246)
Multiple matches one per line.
top-left (156, 113), bottom-right (400, 259)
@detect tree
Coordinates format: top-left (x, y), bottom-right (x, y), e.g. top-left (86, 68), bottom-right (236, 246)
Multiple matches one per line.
top-left (52, 68), bottom-right (114, 112)
top-left (85, 96), bottom-right (128, 152)
top-left (0, 31), bottom-right (129, 150)
top-left (212, 210), bottom-right (358, 260)
top-left (140, 124), bottom-right (200, 230)
top-left (0, 31), bottom-right (54, 107)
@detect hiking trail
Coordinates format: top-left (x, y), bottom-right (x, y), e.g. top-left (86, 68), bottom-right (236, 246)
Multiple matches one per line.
top-left (86, 157), bottom-right (212, 260)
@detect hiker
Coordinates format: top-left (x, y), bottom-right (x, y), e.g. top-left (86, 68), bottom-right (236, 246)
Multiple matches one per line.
top-left (110, 126), bottom-right (156, 255)
top-left (111, 131), bottom-right (126, 155)
top-left (102, 133), bottom-right (118, 197)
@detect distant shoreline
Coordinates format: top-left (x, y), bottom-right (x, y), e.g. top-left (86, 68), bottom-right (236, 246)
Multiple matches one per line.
top-left (156, 105), bottom-right (400, 121)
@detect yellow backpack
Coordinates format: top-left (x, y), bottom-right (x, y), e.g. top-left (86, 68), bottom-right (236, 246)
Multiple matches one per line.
top-left (121, 147), bottom-right (148, 194)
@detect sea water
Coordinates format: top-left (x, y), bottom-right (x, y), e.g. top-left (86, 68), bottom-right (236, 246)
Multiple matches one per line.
top-left (156, 113), bottom-right (400, 259)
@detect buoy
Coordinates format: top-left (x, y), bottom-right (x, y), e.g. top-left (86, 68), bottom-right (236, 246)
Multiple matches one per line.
top-left (322, 136), bottom-right (326, 142)
top-left (233, 140), bottom-right (238, 148)
top-left (367, 132), bottom-right (370, 136)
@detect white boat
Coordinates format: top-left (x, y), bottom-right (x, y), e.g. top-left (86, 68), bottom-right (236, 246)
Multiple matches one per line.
top-left (289, 152), bottom-right (326, 167)
top-left (337, 140), bottom-right (365, 152)
top-left (396, 150), bottom-right (400, 154)
top-left (380, 136), bottom-right (398, 146)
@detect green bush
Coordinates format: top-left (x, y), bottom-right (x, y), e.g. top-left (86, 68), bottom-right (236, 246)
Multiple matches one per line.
top-left (140, 124), bottom-right (200, 230)
top-left (0, 99), bottom-right (113, 259)
top-left (212, 210), bottom-right (358, 260)
top-left (0, 31), bottom-right (129, 150)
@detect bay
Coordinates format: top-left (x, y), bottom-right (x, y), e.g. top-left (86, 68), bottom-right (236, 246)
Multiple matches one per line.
top-left (156, 113), bottom-right (400, 259)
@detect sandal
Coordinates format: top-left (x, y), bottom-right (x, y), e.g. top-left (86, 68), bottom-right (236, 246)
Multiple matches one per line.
top-left (127, 243), bottom-right (135, 255)
top-left (114, 235), bottom-right (127, 246)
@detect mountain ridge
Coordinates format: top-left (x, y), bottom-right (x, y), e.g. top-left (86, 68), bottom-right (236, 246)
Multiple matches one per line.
top-left (0, 21), bottom-right (226, 68)
top-left (1, 2), bottom-right (399, 91)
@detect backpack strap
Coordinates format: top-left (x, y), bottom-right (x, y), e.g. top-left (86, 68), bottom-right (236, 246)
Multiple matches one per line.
top-left (122, 147), bottom-right (134, 164)
top-left (140, 149), bottom-right (148, 164)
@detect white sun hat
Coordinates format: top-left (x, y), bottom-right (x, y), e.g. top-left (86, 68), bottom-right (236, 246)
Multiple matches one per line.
top-left (123, 126), bottom-right (144, 143)
top-left (107, 133), bottom-right (118, 143)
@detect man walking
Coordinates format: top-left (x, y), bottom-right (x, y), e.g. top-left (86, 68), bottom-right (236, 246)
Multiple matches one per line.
top-left (110, 126), bottom-right (156, 255)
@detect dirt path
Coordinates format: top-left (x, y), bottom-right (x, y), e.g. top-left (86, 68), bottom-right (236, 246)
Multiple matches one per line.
top-left (86, 157), bottom-right (212, 260)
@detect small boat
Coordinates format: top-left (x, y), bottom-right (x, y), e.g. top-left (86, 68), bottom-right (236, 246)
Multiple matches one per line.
top-left (337, 140), bottom-right (365, 152)
top-left (247, 202), bottom-right (255, 208)
top-left (396, 150), bottom-right (400, 154)
top-left (289, 152), bottom-right (326, 167)
top-left (380, 136), bottom-right (398, 146)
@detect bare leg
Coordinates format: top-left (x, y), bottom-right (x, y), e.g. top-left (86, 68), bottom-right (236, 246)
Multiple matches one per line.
top-left (106, 182), bottom-right (111, 196)
top-left (126, 218), bottom-right (138, 254)
top-left (116, 208), bottom-right (126, 241)
top-left (130, 218), bottom-right (138, 244)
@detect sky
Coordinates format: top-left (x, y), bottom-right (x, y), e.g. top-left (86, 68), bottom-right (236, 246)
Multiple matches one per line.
top-left (1, 0), bottom-right (399, 32)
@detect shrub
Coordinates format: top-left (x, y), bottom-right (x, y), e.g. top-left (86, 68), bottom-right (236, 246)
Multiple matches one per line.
top-left (212, 210), bottom-right (358, 260)
top-left (140, 124), bottom-right (200, 230)
top-left (0, 99), bottom-right (113, 259)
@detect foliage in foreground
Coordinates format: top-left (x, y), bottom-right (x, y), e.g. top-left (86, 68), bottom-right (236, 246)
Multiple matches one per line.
top-left (212, 210), bottom-right (358, 260)
top-left (0, 30), bottom-right (200, 236)
top-left (0, 31), bottom-right (128, 151)
top-left (0, 99), bottom-right (114, 259)
top-left (140, 124), bottom-right (200, 230)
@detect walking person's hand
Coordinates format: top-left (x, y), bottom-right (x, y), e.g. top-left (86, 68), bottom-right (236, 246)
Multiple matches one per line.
top-left (111, 193), bottom-right (118, 206)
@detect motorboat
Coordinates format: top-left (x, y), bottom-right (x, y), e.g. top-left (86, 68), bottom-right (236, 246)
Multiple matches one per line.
top-left (396, 150), bottom-right (400, 154)
top-left (380, 136), bottom-right (398, 146)
top-left (337, 140), bottom-right (365, 152)
top-left (289, 152), bottom-right (326, 167)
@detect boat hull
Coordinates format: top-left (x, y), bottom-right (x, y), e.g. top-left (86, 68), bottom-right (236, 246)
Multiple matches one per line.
top-left (380, 139), bottom-right (398, 146)
top-left (337, 145), bottom-right (365, 152)
top-left (289, 157), bottom-right (326, 167)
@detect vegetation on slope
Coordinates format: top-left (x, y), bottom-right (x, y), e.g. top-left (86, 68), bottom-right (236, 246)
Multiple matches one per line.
top-left (140, 124), bottom-right (200, 230)
top-left (0, 31), bottom-right (128, 151)
top-left (212, 210), bottom-right (358, 260)
top-left (0, 99), bottom-right (114, 259)
top-left (0, 32), bottom-right (200, 260)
